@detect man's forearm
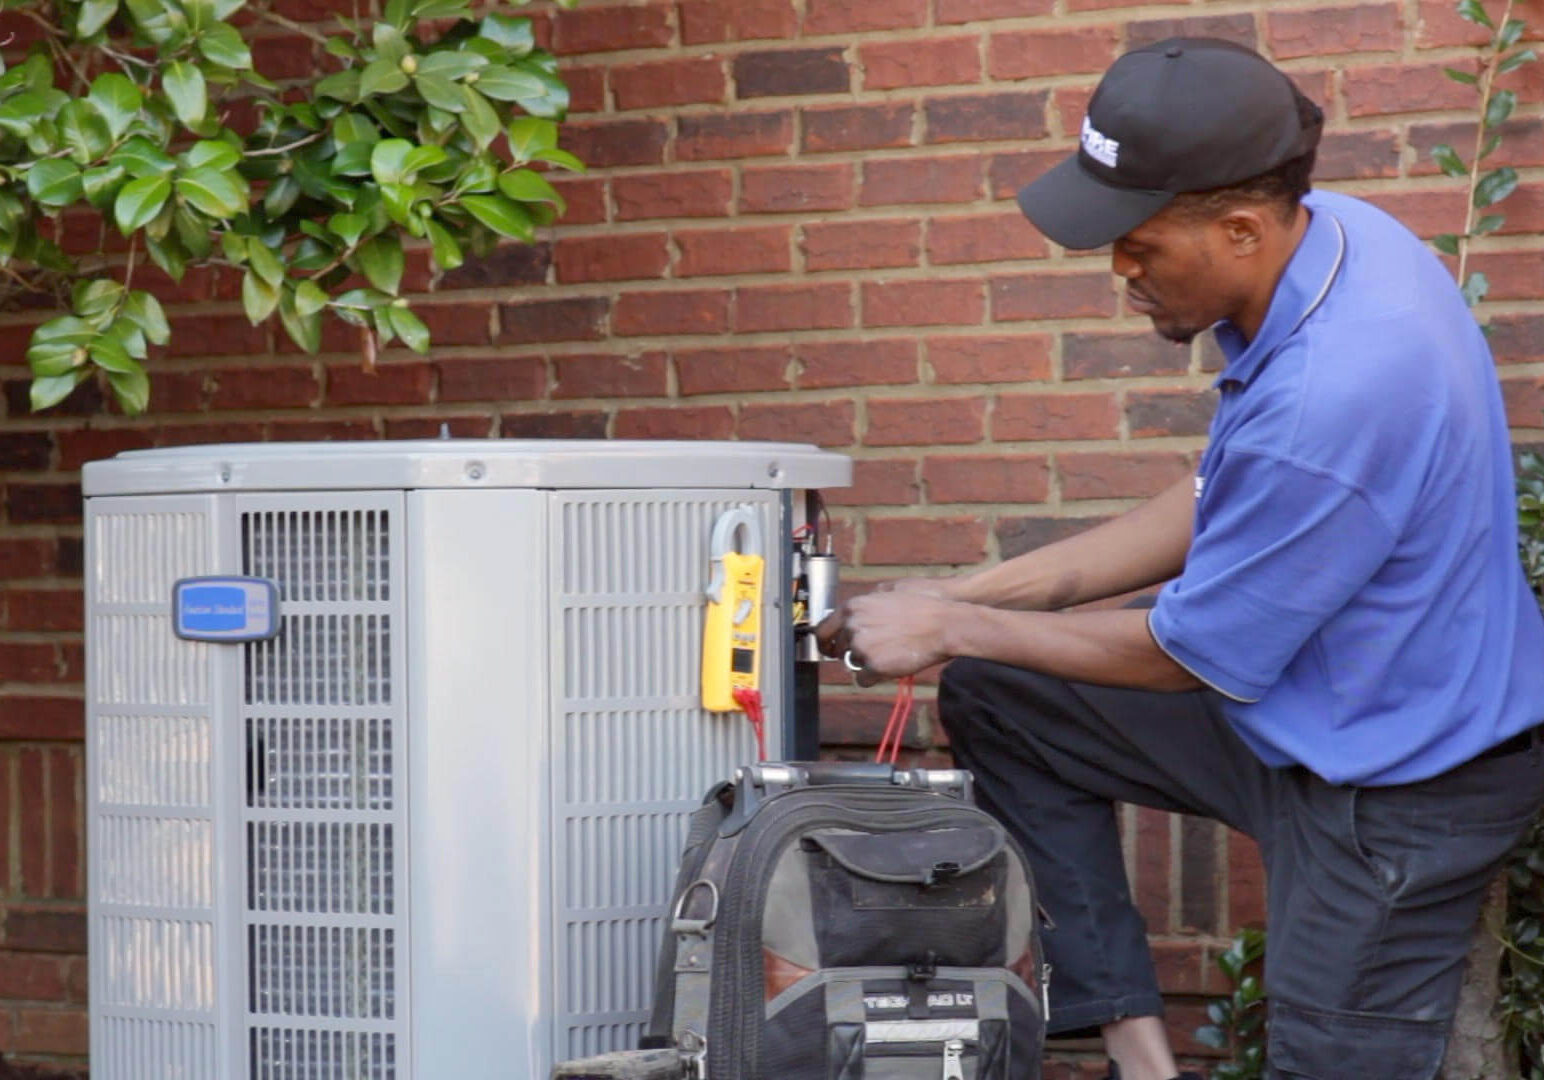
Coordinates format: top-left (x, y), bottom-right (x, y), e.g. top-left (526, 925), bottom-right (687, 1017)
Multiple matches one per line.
top-left (944, 474), bottom-right (1196, 611)
top-left (943, 603), bottom-right (1202, 693)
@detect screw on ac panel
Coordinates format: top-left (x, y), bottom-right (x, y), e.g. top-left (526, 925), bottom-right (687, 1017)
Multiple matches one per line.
top-left (767, 461), bottom-right (783, 480)
top-left (466, 461), bottom-right (486, 481)
top-left (219, 464), bottom-right (232, 483)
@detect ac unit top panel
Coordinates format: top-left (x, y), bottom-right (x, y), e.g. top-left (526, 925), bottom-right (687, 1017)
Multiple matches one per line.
top-left (82, 440), bottom-right (853, 497)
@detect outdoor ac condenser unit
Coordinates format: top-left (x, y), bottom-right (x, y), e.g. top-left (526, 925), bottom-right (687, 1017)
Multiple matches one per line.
top-left (82, 440), bottom-right (851, 1080)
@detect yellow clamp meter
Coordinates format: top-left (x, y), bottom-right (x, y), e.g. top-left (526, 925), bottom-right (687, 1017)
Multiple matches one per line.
top-left (702, 506), bottom-right (764, 712)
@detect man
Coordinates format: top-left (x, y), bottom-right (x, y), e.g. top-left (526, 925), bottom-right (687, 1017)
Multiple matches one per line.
top-left (818, 37), bottom-right (1544, 1080)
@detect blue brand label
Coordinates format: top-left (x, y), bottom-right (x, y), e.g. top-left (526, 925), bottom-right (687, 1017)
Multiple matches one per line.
top-left (173, 577), bottom-right (280, 642)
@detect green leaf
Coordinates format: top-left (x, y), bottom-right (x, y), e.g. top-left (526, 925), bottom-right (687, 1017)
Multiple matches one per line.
top-left (1432, 233), bottom-right (1461, 256)
top-left (361, 58), bottom-right (411, 98)
top-left (1479, 131), bottom-right (1503, 160)
top-left (26, 160), bottom-right (84, 208)
top-left (181, 139), bottom-right (242, 172)
top-left (106, 319), bottom-right (150, 361)
top-left (1485, 89), bottom-right (1517, 130)
top-left (30, 372), bottom-right (87, 412)
top-left (173, 205), bottom-right (213, 256)
top-left (89, 73), bottom-right (144, 140)
top-left (294, 279), bottom-right (329, 316)
top-left (163, 61), bottom-right (208, 128)
top-left (370, 138), bottom-right (413, 184)
top-left (498, 167), bottom-right (564, 212)
top-left (356, 233), bottom-right (404, 293)
top-left (264, 175), bottom-right (300, 217)
top-left (1443, 65), bottom-right (1479, 86)
top-left (123, 290), bottom-right (170, 344)
top-left (175, 167), bottom-right (245, 218)
top-left (82, 163), bottom-right (127, 211)
top-left (402, 145), bottom-right (446, 177)
top-left (1193, 1025), bottom-right (1228, 1051)
top-left (1498, 48), bottom-right (1538, 76)
top-left (416, 51), bottom-right (487, 81)
top-left (470, 65), bottom-right (545, 102)
top-left (89, 336), bottom-right (139, 374)
top-left (533, 147), bottom-right (586, 172)
top-left (1430, 144), bottom-right (1467, 179)
top-left (278, 290), bottom-right (322, 353)
top-left (1474, 213), bottom-right (1505, 235)
top-left (507, 116), bottom-right (558, 161)
top-left (333, 141), bottom-right (374, 176)
top-left (57, 100), bottom-right (113, 165)
top-left (28, 342), bottom-right (87, 377)
top-left (386, 304), bottom-right (429, 353)
top-left (479, 13), bottom-right (535, 53)
top-left (380, 181), bottom-right (417, 226)
top-left (1497, 17), bottom-right (1526, 51)
top-left (411, 0), bottom-right (470, 18)
top-left (460, 85), bottom-right (499, 149)
top-left (198, 22), bottom-right (252, 69)
top-left (242, 268), bottom-right (282, 323)
top-left (112, 136), bottom-right (177, 178)
top-left (414, 73), bottom-right (466, 113)
top-left (316, 69), bottom-right (362, 102)
top-left (1458, 0), bottom-right (1494, 28)
top-left (328, 211), bottom-right (368, 247)
top-left (34, 315), bottom-right (97, 345)
top-left (145, 233), bottom-right (188, 280)
top-left (74, 279), bottom-right (125, 320)
top-left (1462, 270), bottom-right (1490, 307)
top-left (384, 0), bottom-right (410, 28)
top-left (460, 193), bottom-right (533, 240)
top-left (0, 91), bottom-right (52, 138)
top-left (373, 20), bottom-right (412, 62)
top-left (425, 219), bottom-right (463, 270)
top-left (1474, 166), bottom-right (1519, 208)
top-left (77, 0), bottom-right (120, 36)
top-left (248, 239), bottom-right (285, 286)
top-left (106, 365), bottom-right (150, 415)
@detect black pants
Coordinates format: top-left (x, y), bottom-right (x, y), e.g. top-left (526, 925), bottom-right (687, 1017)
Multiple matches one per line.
top-left (937, 658), bottom-right (1544, 1080)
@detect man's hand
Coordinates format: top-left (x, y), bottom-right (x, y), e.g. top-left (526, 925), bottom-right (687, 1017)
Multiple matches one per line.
top-left (816, 589), bottom-right (958, 686)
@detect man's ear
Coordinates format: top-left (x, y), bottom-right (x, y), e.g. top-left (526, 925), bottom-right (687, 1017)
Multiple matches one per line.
top-left (1220, 209), bottom-right (1267, 256)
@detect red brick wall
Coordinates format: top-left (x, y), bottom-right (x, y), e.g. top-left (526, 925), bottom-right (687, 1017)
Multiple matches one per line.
top-left (1, 0), bottom-right (1542, 1073)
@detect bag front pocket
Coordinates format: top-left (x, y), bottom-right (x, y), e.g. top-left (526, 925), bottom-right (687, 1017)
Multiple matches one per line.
top-left (803, 825), bottom-right (1009, 968)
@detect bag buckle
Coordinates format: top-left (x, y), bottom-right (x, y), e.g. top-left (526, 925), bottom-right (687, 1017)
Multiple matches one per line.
top-left (671, 879), bottom-right (719, 935)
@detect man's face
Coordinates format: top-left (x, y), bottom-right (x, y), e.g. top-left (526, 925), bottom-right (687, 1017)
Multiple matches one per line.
top-left (1111, 205), bottom-right (1248, 344)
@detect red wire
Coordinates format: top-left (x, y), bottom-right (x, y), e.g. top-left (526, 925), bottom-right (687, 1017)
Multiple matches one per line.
top-left (732, 687), bottom-right (769, 762)
top-left (874, 676), bottom-right (915, 766)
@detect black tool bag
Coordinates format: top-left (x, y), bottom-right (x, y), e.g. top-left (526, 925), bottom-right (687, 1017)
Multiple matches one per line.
top-left (644, 762), bottom-right (1048, 1079)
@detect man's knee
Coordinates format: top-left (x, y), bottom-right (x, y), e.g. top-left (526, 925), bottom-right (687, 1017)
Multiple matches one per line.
top-left (1265, 1000), bottom-right (1447, 1080)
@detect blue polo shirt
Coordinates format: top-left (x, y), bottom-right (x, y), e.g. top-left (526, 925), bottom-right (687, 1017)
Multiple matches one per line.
top-left (1148, 189), bottom-right (1544, 786)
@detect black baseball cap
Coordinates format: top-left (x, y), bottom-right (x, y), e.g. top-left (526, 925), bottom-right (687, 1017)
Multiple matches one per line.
top-left (1017, 38), bottom-right (1324, 250)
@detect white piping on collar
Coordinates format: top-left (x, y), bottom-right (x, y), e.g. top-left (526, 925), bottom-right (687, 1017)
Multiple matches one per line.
top-left (1286, 212), bottom-right (1346, 340)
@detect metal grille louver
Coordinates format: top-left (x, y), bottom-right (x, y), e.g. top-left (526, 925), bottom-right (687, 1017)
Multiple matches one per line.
top-left (240, 498), bottom-right (406, 1080)
top-left (88, 499), bottom-right (219, 1080)
top-left (550, 492), bottom-right (779, 1058)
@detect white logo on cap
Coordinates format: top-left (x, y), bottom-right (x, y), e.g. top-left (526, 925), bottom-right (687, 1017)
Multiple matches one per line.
top-left (1081, 116), bottom-right (1120, 168)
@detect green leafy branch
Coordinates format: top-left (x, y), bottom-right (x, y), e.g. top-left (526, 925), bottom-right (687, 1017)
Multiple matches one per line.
top-left (8, 0), bottom-right (582, 415)
top-left (1507, 449), bottom-right (1544, 1078)
top-left (1430, 0), bottom-right (1536, 310)
top-left (1194, 928), bottom-right (1267, 1080)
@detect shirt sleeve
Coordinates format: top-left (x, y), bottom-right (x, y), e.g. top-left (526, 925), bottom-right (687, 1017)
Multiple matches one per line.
top-left (1148, 447), bottom-right (1397, 703)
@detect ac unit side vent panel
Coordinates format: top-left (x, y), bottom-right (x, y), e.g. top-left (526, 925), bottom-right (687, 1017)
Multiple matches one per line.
top-left (88, 500), bottom-right (219, 1080)
top-left (240, 501), bottom-right (406, 1080)
top-left (551, 493), bottom-right (779, 1057)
